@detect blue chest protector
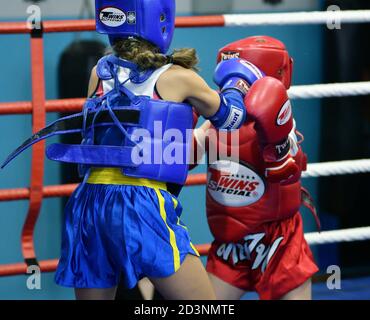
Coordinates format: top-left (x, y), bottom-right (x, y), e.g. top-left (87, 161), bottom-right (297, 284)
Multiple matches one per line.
top-left (1, 55), bottom-right (194, 185)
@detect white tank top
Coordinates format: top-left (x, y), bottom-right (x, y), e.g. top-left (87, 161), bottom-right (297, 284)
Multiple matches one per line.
top-left (102, 63), bottom-right (173, 98)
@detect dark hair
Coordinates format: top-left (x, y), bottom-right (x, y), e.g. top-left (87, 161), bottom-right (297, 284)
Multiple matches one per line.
top-left (112, 38), bottom-right (199, 71)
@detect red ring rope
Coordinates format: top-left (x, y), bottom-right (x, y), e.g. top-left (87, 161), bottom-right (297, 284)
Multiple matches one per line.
top-left (0, 98), bottom-right (85, 115)
top-left (0, 17), bottom-right (226, 34)
top-left (0, 174), bottom-right (207, 202)
top-left (0, 244), bottom-right (211, 277)
top-left (20, 30), bottom-right (46, 267)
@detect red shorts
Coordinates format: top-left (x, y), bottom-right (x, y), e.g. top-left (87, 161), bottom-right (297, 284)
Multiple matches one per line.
top-left (206, 212), bottom-right (318, 300)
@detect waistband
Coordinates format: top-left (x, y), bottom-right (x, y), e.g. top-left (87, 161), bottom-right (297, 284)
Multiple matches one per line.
top-left (87, 167), bottom-right (168, 191)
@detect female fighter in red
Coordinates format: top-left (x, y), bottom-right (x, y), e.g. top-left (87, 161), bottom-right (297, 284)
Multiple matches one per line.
top-left (193, 36), bottom-right (319, 300)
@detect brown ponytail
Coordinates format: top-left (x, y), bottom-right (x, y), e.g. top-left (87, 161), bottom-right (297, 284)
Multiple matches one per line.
top-left (112, 38), bottom-right (199, 71)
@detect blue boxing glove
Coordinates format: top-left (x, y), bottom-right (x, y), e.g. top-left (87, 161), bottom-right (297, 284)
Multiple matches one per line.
top-left (208, 58), bottom-right (265, 130)
top-left (214, 58), bottom-right (265, 94)
top-left (208, 90), bottom-right (246, 130)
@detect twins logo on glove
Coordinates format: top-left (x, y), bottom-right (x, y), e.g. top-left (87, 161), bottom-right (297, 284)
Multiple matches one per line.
top-left (276, 100), bottom-right (292, 126)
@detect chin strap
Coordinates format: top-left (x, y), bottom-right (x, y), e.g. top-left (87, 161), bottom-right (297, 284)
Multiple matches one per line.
top-left (97, 54), bottom-right (155, 84)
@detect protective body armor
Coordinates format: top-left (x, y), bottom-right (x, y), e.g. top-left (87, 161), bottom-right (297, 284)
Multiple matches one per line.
top-left (2, 55), bottom-right (193, 185)
top-left (206, 121), bottom-right (307, 243)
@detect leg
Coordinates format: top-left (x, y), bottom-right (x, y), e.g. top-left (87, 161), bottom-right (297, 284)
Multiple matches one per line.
top-left (208, 273), bottom-right (245, 300)
top-left (75, 287), bottom-right (118, 300)
top-left (280, 278), bottom-right (312, 300)
top-left (150, 254), bottom-right (216, 300)
top-left (138, 278), bottom-right (155, 300)
top-left (115, 276), bottom-right (145, 300)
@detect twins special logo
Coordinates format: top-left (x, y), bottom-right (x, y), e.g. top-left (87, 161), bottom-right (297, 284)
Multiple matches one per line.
top-left (220, 51), bottom-right (240, 61)
top-left (275, 138), bottom-right (291, 159)
top-left (100, 7), bottom-right (127, 27)
top-left (235, 79), bottom-right (250, 96)
top-left (225, 106), bottom-right (244, 130)
top-left (207, 160), bottom-right (265, 207)
top-left (276, 100), bottom-right (292, 126)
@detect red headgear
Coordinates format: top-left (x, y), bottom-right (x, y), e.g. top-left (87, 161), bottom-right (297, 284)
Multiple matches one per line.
top-left (217, 36), bottom-right (293, 89)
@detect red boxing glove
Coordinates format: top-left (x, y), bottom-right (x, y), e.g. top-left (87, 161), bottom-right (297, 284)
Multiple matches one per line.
top-left (245, 77), bottom-right (299, 184)
top-left (263, 151), bottom-right (300, 184)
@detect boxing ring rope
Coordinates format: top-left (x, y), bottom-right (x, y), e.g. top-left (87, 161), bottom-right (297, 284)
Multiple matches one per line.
top-left (21, 28), bottom-right (46, 268)
top-left (224, 10), bottom-right (370, 26)
top-left (197, 226), bottom-right (370, 257)
top-left (2, 225), bottom-right (370, 276)
top-left (0, 98), bottom-right (85, 115)
top-left (1, 159), bottom-right (370, 202)
top-left (304, 227), bottom-right (370, 246)
top-left (303, 159), bottom-right (370, 178)
top-left (1, 10), bottom-right (370, 277)
top-left (2, 81), bottom-right (370, 115)
top-left (289, 82), bottom-right (370, 100)
top-left (1, 10), bottom-right (370, 34)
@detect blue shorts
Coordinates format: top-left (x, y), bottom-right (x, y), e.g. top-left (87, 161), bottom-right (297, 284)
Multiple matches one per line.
top-left (55, 169), bottom-right (199, 289)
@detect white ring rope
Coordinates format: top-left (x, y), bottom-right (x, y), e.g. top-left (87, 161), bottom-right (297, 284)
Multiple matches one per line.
top-left (303, 159), bottom-right (370, 178)
top-left (305, 227), bottom-right (370, 245)
top-left (224, 10), bottom-right (370, 26)
top-left (289, 82), bottom-right (370, 99)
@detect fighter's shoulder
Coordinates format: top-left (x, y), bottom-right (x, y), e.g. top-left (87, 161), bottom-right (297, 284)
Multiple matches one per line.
top-left (89, 65), bottom-right (98, 78)
top-left (88, 65), bottom-right (100, 97)
top-left (160, 65), bottom-right (202, 87)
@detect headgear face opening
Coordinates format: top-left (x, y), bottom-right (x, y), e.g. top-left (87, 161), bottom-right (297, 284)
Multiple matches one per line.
top-left (217, 36), bottom-right (293, 89)
top-left (95, 0), bottom-right (176, 54)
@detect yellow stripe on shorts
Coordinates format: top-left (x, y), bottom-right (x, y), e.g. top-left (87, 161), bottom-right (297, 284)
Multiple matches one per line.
top-left (172, 196), bottom-right (178, 209)
top-left (87, 168), bottom-right (167, 191)
top-left (176, 217), bottom-right (200, 257)
top-left (154, 189), bottom-right (181, 272)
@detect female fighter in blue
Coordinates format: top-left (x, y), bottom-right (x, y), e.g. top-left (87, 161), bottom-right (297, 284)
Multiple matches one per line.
top-left (1, 0), bottom-right (263, 300)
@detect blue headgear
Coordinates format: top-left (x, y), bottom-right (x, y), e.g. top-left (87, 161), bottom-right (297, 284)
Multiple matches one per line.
top-left (95, 0), bottom-right (176, 54)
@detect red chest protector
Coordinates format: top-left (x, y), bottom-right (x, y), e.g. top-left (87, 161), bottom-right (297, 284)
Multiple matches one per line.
top-left (206, 121), bottom-right (307, 243)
